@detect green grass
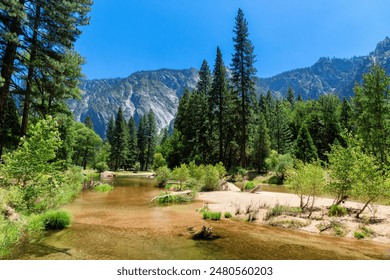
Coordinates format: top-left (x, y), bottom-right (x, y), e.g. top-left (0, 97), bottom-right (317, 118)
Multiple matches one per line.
top-left (42, 210), bottom-right (71, 230)
top-left (244, 181), bottom-right (256, 190)
top-left (354, 231), bottom-right (365, 239)
top-left (328, 204), bottom-right (348, 217)
top-left (202, 211), bottom-right (222, 221)
top-left (93, 183), bottom-right (114, 192)
top-left (154, 192), bottom-right (194, 204)
top-left (224, 212), bottom-right (232, 218)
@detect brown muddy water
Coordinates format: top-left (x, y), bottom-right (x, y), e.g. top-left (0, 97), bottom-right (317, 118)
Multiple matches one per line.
top-left (10, 176), bottom-right (390, 260)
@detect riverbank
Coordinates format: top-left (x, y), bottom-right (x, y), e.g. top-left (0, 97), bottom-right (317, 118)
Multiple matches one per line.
top-left (197, 186), bottom-right (390, 245)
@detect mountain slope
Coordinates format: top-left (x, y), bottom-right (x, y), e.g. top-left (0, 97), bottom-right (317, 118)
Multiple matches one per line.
top-left (257, 37), bottom-right (390, 98)
top-left (70, 37), bottom-right (390, 138)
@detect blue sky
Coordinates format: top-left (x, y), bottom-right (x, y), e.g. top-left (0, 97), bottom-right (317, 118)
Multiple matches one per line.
top-left (75, 0), bottom-right (390, 80)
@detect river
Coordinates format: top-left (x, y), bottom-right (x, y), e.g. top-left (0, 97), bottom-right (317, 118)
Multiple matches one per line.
top-left (10, 176), bottom-right (390, 259)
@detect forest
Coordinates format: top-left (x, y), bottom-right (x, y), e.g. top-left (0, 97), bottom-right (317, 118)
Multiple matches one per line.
top-left (1, 2), bottom-right (390, 258)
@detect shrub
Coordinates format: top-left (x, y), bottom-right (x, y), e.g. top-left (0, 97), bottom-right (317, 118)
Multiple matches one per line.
top-left (95, 162), bottom-right (109, 173)
top-left (354, 231), bottom-right (365, 239)
top-left (94, 183), bottom-right (114, 192)
top-left (200, 165), bottom-right (220, 192)
top-left (153, 153), bottom-right (167, 170)
top-left (155, 166), bottom-right (171, 188)
top-left (154, 192), bottom-right (194, 204)
top-left (224, 212), bottom-right (232, 218)
top-left (202, 211), bottom-right (221, 221)
top-left (42, 210), bottom-right (71, 230)
top-left (215, 162), bottom-right (227, 179)
top-left (329, 204), bottom-right (347, 217)
top-left (0, 217), bottom-right (20, 258)
top-left (244, 181), bottom-right (256, 190)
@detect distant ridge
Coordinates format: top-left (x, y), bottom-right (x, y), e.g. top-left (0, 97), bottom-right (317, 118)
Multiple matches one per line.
top-left (69, 37), bottom-right (390, 138)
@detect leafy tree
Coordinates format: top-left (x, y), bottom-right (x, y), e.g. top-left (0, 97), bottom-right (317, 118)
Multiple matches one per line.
top-left (153, 153), bottom-right (167, 170)
top-left (231, 8), bottom-right (257, 167)
top-left (353, 65), bottom-right (390, 166)
top-left (286, 161), bottom-right (326, 216)
top-left (265, 150), bottom-right (293, 180)
top-left (339, 97), bottom-right (353, 132)
top-left (172, 164), bottom-right (190, 189)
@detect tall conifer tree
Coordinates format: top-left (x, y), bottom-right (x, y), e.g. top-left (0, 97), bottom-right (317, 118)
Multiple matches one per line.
top-left (231, 8), bottom-right (257, 167)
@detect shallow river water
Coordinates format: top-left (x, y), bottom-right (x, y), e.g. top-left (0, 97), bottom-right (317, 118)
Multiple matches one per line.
top-left (11, 176), bottom-right (390, 260)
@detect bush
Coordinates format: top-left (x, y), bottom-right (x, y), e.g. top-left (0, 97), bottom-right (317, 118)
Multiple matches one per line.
top-left (93, 183), bottom-right (114, 192)
top-left (200, 165), bottom-right (220, 192)
top-left (153, 153), bottom-right (167, 170)
top-left (42, 210), bottom-right (71, 230)
top-left (155, 166), bottom-right (171, 188)
top-left (202, 211), bottom-right (221, 221)
top-left (154, 192), bottom-right (193, 204)
top-left (224, 212), bottom-right (232, 218)
top-left (354, 231), bottom-right (365, 239)
top-left (328, 205), bottom-right (348, 217)
top-left (0, 217), bottom-right (20, 258)
top-left (95, 162), bottom-right (108, 173)
top-left (244, 181), bottom-right (256, 190)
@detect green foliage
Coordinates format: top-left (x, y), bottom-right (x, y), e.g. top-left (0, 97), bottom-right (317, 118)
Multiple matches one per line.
top-left (251, 113), bottom-right (271, 171)
top-left (202, 211), bottom-right (221, 221)
top-left (224, 212), bottom-right (232, 218)
top-left (95, 161), bottom-right (109, 173)
top-left (200, 165), bottom-right (221, 192)
top-left (328, 205), bottom-right (348, 217)
top-left (244, 181), bottom-right (256, 190)
top-left (354, 231), bottom-right (365, 240)
top-left (285, 161), bottom-right (326, 213)
top-left (0, 118), bottom-right (85, 214)
top-left (153, 153), bottom-right (167, 170)
top-left (215, 162), bottom-right (227, 179)
top-left (42, 210), bottom-right (71, 230)
top-left (294, 122), bottom-right (318, 162)
top-left (265, 150), bottom-right (293, 179)
top-left (93, 183), bottom-right (114, 192)
top-left (155, 166), bottom-right (171, 188)
top-left (154, 192), bottom-right (193, 204)
top-left (172, 164), bottom-right (190, 187)
top-left (0, 216), bottom-right (20, 258)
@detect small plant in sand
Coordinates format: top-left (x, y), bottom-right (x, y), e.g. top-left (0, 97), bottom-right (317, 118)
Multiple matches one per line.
top-left (94, 183), bottom-right (114, 192)
top-left (202, 211), bottom-right (222, 221)
top-left (224, 212), bottom-right (232, 219)
top-left (328, 204), bottom-right (348, 217)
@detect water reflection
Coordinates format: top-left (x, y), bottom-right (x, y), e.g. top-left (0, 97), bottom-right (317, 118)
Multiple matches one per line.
top-left (10, 177), bottom-right (390, 260)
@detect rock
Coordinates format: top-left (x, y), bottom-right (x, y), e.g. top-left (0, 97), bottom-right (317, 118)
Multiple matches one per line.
top-left (100, 171), bottom-right (115, 178)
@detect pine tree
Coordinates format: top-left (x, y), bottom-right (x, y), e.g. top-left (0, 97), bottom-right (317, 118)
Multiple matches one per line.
top-left (110, 107), bottom-right (128, 170)
top-left (137, 115), bottom-right (147, 170)
top-left (197, 60), bottom-right (212, 95)
top-left (84, 116), bottom-right (94, 130)
top-left (269, 99), bottom-right (292, 154)
top-left (287, 87), bottom-right (295, 106)
top-left (231, 8), bottom-right (257, 167)
top-left (340, 97), bottom-right (352, 132)
top-left (210, 47), bottom-right (229, 162)
top-left (127, 116), bottom-right (138, 168)
top-left (145, 110), bottom-right (157, 170)
top-left (251, 113), bottom-right (271, 172)
top-left (294, 122), bottom-right (318, 163)
top-left (353, 65), bottom-right (390, 165)
top-left (106, 117), bottom-right (115, 143)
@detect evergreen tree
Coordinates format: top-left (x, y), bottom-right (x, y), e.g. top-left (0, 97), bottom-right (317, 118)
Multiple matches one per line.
top-left (210, 47), bottom-right (229, 162)
top-left (231, 8), bottom-right (257, 167)
top-left (297, 93), bottom-right (303, 102)
top-left (0, 95), bottom-right (20, 153)
top-left (353, 65), bottom-right (390, 165)
top-left (251, 113), bottom-right (271, 172)
top-left (197, 60), bottom-right (212, 95)
top-left (339, 97), bottom-right (353, 132)
top-left (84, 115), bottom-right (94, 130)
top-left (127, 116), bottom-right (138, 168)
top-left (287, 87), bottom-right (295, 106)
top-left (137, 115), bottom-right (147, 170)
top-left (106, 117), bottom-right (114, 143)
top-left (110, 107), bottom-right (128, 170)
top-left (145, 110), bottom-right (157, 170)
top-left (269, 99), bottom-right (292, 154)
top-left (294, 122), bottom-right (318, 163)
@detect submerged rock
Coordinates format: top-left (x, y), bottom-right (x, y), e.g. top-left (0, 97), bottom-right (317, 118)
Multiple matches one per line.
top-left (192, 226), bottom-right (220, 240)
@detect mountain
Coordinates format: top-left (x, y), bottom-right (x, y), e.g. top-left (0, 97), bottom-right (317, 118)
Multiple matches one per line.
top-left (70, 37), bottom-right (390, 138)
top-left (68, 68), bottom-right (199, 138)
top-left (257, 36), bottom-right (390, 98)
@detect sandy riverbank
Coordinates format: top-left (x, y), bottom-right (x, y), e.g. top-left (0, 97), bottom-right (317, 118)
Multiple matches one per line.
top-left (196, 184), bottom-right (390, 245)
